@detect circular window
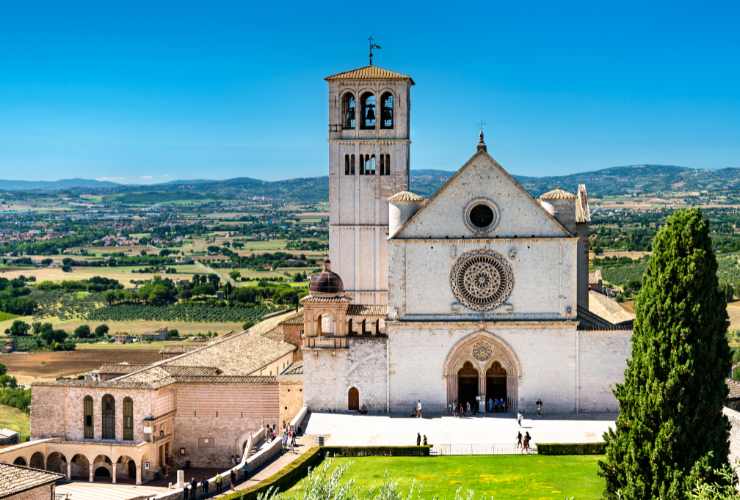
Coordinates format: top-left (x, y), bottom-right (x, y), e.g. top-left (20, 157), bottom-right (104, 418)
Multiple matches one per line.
top-left (464, 199), bottom-right (499, 234)
top-left (469, 204), bottom-right (494, 228)
top-left (450, 249), bottom-right (514, 311)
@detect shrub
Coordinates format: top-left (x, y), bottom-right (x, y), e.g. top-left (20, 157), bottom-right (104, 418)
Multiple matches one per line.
top-left (321, 446), bottom-right (432, 457)
top-left (537, 442), bottom-right (606, 455)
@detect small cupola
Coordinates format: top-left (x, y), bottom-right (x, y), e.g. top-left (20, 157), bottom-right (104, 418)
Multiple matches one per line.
top-left (308, 260), bottom-right (345, 296)
top-left (540, 188), bottom-right (577, 232)
top-left (388, 191), bottom-right (425, 237)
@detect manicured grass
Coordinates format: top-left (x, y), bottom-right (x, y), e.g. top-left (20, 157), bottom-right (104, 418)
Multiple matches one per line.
top-left (284, 455), bottom-right (604, 500)
top-left (0, 404), bottom-right (30, 442)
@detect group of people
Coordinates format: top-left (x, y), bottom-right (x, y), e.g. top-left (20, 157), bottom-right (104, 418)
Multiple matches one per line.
top-left (486, 397), bottom-right (508, 413)
top-left (415, 432), bottom-right (428, 446)
top-left (183, 471), bottom-right (234, 500)
top-left (516, 431), bottom-right (532, 452)
top-left (281, 423), bottom-right (299, 451)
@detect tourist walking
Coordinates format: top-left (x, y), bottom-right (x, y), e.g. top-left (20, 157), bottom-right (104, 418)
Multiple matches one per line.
top-left (230, 468), bottom-right (237, 488)
top-left (416, 399), bottom-right (423, 418)
top-left (517, 411), bottom-right (523, 426)
top-left (516, 431), bottom-right (522, 449)
top-left (523, 431), bottom-right (531, 453)
top-left (291, 427), bottom-right (297, 450)
top-left (215, 474), bottom-right (223, 493)
top-left (465, 401), bottom-right (471, 416)
top-left (190, 478), bottom-right (198, 499)
top-left (423, 434), bottom-right (428, 446)
top-left (201, 478), bottom-right (209, 497)
top-left (536, 398), bottom-right (543, 416)
top-left (416, 432), bottom-right (421, 446)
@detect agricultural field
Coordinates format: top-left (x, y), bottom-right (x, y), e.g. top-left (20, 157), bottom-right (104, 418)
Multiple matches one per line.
top-left (0, 266), bottom-right (197, 288)
top-left (284, 456), bottom-right (604, 500)
top-left (0, 349), bottom-right (163, 384)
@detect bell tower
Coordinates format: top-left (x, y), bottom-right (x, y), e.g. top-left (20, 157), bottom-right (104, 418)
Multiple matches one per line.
top-left (325, 63), bottom-right (413, 305)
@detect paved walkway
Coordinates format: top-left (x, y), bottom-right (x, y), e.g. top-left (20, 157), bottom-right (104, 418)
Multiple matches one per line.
top-left (305, 412), bottom-right (615, 452)
top-left (55, 481), bottom-right (169, 500)
top-left (216, 438), bottom-right (313, 498)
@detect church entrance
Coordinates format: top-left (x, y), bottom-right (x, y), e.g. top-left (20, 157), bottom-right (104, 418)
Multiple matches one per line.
top-left (348, 387), bottom-right (359, 411)
top-left (486, 362), bottom-right (508, 412)
top-left (457, 362), bottom-right (479, 413)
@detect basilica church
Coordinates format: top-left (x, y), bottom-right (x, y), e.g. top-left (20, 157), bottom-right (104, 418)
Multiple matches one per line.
top-left (301, 62), bottom-right (633, 415)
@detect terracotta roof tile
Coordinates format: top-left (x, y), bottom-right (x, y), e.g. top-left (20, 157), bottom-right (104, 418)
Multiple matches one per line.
top-left (388, 191), bottom-right (424, 203)
top-left (0, 463), bottom-right (63, 496)
top-left (347, 304), bottom-right (387, 316)
top-left (540, 188), bottom-right (577, 201)
top-left (325, 65), bottom-right (414, 83)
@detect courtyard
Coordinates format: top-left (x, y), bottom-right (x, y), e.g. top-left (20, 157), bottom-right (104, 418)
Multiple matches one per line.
top-left (283, 455), bottom-right (604, 499)
top-left (304, 413), bottom-right (614, 453)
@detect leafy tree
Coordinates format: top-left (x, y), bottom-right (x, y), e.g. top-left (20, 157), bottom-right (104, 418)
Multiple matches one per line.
top-left (74, 324), bottom-right (91, 338)
top-left (5, 320), bottom-right (29, 336)
top-left (600, 209), bottom-right (734, 499)
top-left (94, 324), bottom-right (109, 337)
top-left (229, 270), bottom-right (241, 281)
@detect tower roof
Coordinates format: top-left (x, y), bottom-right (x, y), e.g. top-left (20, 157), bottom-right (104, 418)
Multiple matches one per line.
top-left (540, 188), bottom-right (577, 201)
top-left (325, 65), bottom-right (414, 84)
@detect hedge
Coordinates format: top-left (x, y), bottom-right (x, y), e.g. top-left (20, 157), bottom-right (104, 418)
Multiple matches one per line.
top-left (223, 446), bottom-right (323, 500)
top-left (321, 445), bottom-right (432, 457)
top-left (536, 442), bottom-right (606, 455)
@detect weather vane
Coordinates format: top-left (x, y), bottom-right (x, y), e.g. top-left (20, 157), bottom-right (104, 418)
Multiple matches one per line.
top-left (368, 36), bottom-right (382, 65)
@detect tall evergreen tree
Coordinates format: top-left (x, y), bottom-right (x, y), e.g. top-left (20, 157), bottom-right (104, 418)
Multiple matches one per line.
top-left (600, 208), bottom-right (733, 499)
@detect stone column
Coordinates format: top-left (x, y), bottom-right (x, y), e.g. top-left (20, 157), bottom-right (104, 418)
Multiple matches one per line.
top-left (88, 463), bottom-right (94, 483)
top-left (112, 463), bottom-right (117, 484)
top-left (66, 462), bottom-right (71, 480)
top-left (136, 462), bottom-right (142, 485)
top-left (478, 373), bottom-right (486, 414)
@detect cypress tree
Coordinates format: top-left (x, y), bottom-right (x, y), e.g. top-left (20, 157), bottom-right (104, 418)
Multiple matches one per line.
top-left (600, 208), bottom-right (733, 499)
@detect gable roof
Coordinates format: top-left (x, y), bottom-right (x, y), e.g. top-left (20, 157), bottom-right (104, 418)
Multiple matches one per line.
top-left (0, 463), bottom-right (63, 497)
top-left (325, 65), bottom-right (414, 84)
top-left (394, 149), bottom-right (571, 238)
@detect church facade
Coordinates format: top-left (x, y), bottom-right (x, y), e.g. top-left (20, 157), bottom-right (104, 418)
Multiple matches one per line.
top-left (303, 63), bottom-right (633, 415)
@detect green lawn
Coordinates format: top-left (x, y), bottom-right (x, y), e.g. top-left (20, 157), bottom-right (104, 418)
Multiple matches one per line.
top-left (0, 311), bottom-right (18, 322)
top-left (283, 455), bottom-right (604, 500)
top-left (0, 404), bottom-right (30, 442)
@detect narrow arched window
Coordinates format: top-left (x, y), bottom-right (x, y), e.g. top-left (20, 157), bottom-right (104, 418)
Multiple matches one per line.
top-left (361, 93), bottom-right (376, 129)
top-left (366, 155), bottom-right (376, 175)
top-left (123, 397), bottom-right (134, 440)
top-left (342, 93), bottom-right (356, 129)
top-left (344, 155), bottom-right (350, 175)
top-left (359, 155), bottom-right (366, 175)
top-left (350, 154), bottom-right (356, 175)
top-left (385, 154), bottom-right (391, 175)
top-left (379, 155), bottom-right (385, 176)
top-left (101, 394), bottom-right (115, 440)
top-left (83, 396), bottom-right (93, 439)
top-left (381, 92), bottom-right (394, 129)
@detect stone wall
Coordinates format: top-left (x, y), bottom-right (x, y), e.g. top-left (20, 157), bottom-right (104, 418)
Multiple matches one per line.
top-left (303, 337), bottom-right (387, 413)
top-left (12, 483), bottom-right (55, 500)
top-left (278, 376), bottom-right (304, 430)
top-left (388, 238), bottom-right (578, 321)
top-left (172, 382), bottom-right (279, 468)
top-left (31, 384), bottom-right (154, 442)
top-left (724, 407), bottom-right (740, 477)
top-left (387, 324), bottom-right (630, 415)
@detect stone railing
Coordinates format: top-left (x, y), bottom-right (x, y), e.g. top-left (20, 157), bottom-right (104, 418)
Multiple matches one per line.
top-left (150, 406), bottom-right (309, 499)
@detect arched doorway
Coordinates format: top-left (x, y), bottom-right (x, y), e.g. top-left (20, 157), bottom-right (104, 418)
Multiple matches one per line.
top-left (457, 362), bottom-right (479, 413)
top-left (486, 362), bottom-right (507, 412)
top-left (347, 387), bottom-right (359, 411)
top-left (29, 451), bottom-right (44, 469)
top-left (13, 456), bottom-right (27, 466)
top-left (70, 454), bottom-right (89, 480)
top-left (46, 452), bottom-right (67, 474)
top-left (444, 331), bottom-right (521, 413)
top-left (92, 455), bottom-right (112, 482)
top-left (116, 456), bottom-right (137, 483)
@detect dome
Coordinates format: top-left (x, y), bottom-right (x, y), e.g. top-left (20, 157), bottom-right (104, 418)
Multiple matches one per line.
top-left (540, 188), bottom-right (576, 201)
top-left (309, 260), bottom-right (344, 295)
top-left (388, 191), bottom-right (424, 203)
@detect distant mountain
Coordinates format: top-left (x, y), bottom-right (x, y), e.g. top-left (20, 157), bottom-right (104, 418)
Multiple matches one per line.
top-left (0, 178), bottom-right (120, 191)
top-left (1, 165), bottom-right (738, 202)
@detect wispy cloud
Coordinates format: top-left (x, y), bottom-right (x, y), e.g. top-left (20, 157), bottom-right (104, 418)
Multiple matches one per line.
top-left (95, 174), bottom-right (172, 185)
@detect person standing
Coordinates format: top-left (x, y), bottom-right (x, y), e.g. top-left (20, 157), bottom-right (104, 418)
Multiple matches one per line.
top-left (422, 434), bottom-right (428, 446)
top-left (536, 398), bottom-right (543, 416)
top-left (190, 478), bottom-right (198, 500)
top-left (516, 431), bottom-right (522, 450)
top-left (517, 411), bottom-right (523, 426)
top-left (416, 432), bottom-right (421, 446)
top-left (416, 399), bottom-right (423, 418)
top-left (523, 431), bottom-right (531, 453)
top-left (201, 479), bottom-right (209, 497)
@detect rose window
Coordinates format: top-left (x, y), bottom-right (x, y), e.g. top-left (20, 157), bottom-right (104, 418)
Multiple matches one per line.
top-left (450, 249), bottom-right (514, 311)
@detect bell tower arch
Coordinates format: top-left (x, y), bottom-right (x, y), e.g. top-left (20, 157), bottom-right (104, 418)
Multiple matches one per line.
top-left (325, 63), bottom-right (414, 305)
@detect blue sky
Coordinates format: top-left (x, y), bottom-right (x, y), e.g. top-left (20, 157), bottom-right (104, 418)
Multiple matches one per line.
top-left (0, 1), bottom-right (739, 183)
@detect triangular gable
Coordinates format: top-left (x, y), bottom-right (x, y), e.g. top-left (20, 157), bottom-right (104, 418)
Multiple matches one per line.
top-left (396, 150), bottom-right (571, 238)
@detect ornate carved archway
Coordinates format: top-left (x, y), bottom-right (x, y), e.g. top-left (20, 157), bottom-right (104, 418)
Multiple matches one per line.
top-left (443, 331), bottom-right (521, 412)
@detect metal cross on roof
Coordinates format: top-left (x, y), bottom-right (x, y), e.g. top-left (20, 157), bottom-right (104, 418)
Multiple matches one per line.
top-left (368, 36), bottom-right (382, 66)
